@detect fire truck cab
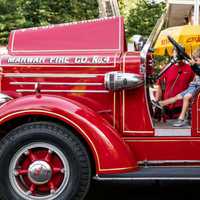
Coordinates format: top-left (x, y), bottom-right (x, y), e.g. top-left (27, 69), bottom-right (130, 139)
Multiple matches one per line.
top-left (0, 1), bottom-right (200, 200)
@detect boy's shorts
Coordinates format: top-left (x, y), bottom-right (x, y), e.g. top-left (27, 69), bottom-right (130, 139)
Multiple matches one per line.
top-left (180, 84), bottom-right (199, 97)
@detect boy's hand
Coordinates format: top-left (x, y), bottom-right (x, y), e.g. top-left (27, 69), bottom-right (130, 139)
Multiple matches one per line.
top-left (190, 58), bottom-right (200, 65)
top-left (189, 58), bottom-right (196, 65)
top-left (196, 58), bottom-right (200, 64)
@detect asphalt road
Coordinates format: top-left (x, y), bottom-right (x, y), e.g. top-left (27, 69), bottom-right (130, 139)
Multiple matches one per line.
top-left (85, 180), bottom-right (200, 200)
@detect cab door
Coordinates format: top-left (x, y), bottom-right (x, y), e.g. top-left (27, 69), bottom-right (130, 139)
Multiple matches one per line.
top-left (121, 52), bottom-right (153, 136)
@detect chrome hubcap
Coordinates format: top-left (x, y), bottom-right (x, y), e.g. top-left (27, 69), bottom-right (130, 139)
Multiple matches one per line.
top-left (28, 160), bottom-right (52, 185)
top-left (9, 142), bottom-right (70, 200)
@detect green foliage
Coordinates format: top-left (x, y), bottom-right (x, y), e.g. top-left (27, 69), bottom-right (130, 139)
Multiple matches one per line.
top-left (0, 0), bottom-right (99, 45)
top-left (0, 0), bottom-right (165, 46)
top-left (19, 0), bottom-right (99, 26)
top-left (126, 0), bottom-right (165, 39)
top-left (0, 0), bottom-right (24, 44)
top-left (118, 0), bottom-right (126, 17)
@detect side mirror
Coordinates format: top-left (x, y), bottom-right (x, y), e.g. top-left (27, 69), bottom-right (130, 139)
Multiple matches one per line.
top-left (128, 35), bottom-right (146, 52)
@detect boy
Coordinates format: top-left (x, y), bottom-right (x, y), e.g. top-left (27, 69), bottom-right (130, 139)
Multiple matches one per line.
top-left (153, 48), bottom-right (200, 127)
top-left (155, 48), bottom-right (194, 119)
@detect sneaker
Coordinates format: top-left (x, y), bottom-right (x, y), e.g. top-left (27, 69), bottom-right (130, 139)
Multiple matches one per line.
top-left (173, 119), bottom-right (189, 127)
top-left (152, 100), bottom-right (162, 109)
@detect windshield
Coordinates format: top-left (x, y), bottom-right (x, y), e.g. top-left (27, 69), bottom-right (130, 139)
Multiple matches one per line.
top-left (141, 11), bottom-right (167, 62)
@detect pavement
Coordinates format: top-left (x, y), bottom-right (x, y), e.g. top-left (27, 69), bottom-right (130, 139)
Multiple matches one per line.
top-left (85, 180), bottom-right (200, 200)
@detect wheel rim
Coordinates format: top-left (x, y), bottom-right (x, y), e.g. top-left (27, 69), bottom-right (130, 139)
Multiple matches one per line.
top-left (9, 142), bottom-right (70, 200)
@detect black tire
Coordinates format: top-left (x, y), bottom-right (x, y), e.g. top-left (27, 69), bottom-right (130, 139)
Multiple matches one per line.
top-left (0, 121), bottom-right (91, 200)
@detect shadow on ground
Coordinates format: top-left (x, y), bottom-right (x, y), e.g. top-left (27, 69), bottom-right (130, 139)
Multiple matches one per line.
top-left (85, 180), bottom-right (200, 200)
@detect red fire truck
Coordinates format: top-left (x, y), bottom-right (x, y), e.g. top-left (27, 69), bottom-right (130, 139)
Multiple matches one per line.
top-left (0, 2), bottom-right (199, 200)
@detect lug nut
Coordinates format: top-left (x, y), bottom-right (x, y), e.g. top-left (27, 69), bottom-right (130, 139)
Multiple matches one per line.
top-left (24, 150), bottom-right (30, 155)
top-left (26, 190), bottom-right (32, 196)
top-left (14, 170), bottom-right (19, 176)
top-left (48, 150), bottom-right (53, 154)
top-left (51, 189), bottom-right (56, 194)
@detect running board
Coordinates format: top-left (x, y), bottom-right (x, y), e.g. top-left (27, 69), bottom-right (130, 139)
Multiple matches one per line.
top-left (94, 167), bottom-right (200, 181)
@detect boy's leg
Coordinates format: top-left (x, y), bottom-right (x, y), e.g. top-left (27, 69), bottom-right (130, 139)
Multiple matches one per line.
top-left (178, 94), bottom-right (192, 120)
top-left (159, 94), bottom-right (182, 107)
top-left (173, 94), bottom-right (192, 127)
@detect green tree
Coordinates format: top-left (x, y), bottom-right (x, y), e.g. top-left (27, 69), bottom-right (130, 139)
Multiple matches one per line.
top-left (118, 0), bottom-right (126, 17)
top-left (126, 0), bottom-right (165, 39)
top-left (0, 0), bottom-right (24, 44)
top-left (19, 0), bottom-right (99, 26)
top-left (0, 0), bottom-right (99, 45)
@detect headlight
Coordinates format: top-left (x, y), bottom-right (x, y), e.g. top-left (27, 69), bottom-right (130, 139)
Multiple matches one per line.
top-left (104, 72), bottom-right (144, 91)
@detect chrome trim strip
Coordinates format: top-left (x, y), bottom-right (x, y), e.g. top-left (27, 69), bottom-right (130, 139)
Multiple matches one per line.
top-left (138, 160), bottom-right (200, 165)
top-left (16, 89), bottom-right (109, 93)
top-left (11, 82), bottom-right (103, 86)
top-left (0, 93), bottom-right (13, 105)
top-left (4, 73), bottom-right (104, 78)
top-left (93, 175), bottom-right (200, 181)
top-left (140, 13), bottom-right (167, 130)
top-left (155, 128), bottom-right (191, 137)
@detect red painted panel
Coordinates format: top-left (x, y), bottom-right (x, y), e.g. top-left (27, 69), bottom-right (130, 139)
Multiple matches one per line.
top-left (125, 137), bottom-right (200, 162)
top-left (8, 17), bottom-right (125, 55)
top-left (121, 52), bottom-right (153, 135)
top-left (1, 53), bottom-right (120, 127)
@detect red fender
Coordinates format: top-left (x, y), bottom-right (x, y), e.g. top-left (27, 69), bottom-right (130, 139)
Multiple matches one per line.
top-left (0, 94), bottom-right (137, 174)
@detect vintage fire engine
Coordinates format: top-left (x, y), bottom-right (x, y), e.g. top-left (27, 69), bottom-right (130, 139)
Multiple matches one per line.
top-left (0, 1), bottom-right (200, 200)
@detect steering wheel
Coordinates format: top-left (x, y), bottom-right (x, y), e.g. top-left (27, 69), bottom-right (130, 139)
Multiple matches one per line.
top-left (156, 36), bottom-right (191, 79)
top-left (167, 35), bottom-right (191, 61)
